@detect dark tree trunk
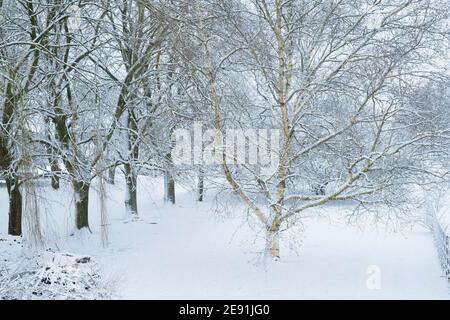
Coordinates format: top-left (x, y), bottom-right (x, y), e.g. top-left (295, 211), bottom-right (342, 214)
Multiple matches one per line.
top-left (73, 181), bottom-right (90, 230)
top-left (124, 108), bottom-right (139, 214)
top-left (124, 163), bottom-right (138, 215)
top-left (50, 158), bottom-right (60, 190)
top-left (107, 166), bottom-right (115, 185)
top-left (6, 177), bottom-right (22, 236)
top-left (1, 81), bottom-right (22, 236)
top-left (164, 142), bottom-right (175, 204)
top-left (197, 168), bottom-right (204, 202)
top-left (164, 171), bottom-right (175, 204)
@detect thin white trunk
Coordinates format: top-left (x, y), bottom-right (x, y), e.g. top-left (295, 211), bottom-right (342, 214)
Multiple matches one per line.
top-left (265, 229), bottom-right (280, 259)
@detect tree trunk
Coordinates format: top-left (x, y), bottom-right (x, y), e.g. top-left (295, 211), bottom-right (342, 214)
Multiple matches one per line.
top-left (124, 163), bottom-right (138, 215)
top-left (1, 80), bottom-right (22, 236)
top-left (107, 166), bottom-right (115, 184)
top-left (50, 158), bottom-right (60, 190)
top-left (73, 181), bottom-right (90, 230)
top-left (6, 177), bottom-right (22, 236)
top-left (197, 168), bottom-right (204, 202)
top-left (266, 215), bottom-right (282, 258)
top-left (164, 171), bottom-right (175, 204)
top-left (124, 108), bottom-right (139, 214)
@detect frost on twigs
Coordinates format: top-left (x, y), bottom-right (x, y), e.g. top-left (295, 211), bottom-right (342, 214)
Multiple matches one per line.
top-left (0, 238), bottom-right (117, 300)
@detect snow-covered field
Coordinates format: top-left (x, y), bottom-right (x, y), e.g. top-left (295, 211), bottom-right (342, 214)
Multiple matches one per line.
top-left (1, 177), bottom-right (449, 299)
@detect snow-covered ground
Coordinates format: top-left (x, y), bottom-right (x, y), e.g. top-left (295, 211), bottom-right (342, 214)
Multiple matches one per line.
top-left (0, 177), bottom-right (449, 299)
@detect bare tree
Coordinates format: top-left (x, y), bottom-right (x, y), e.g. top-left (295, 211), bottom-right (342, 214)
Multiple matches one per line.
top-left (0, 0), bottom-right (54, 235)
top-left (190, 0), bottom-right (450, 257)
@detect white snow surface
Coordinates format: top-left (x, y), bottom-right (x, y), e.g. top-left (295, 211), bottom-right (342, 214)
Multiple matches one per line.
top-left (0, 176), bottom-right (449, 299)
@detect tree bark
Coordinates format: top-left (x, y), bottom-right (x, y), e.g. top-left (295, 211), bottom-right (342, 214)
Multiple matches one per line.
top-left (124, 107), bottom-right (139, 214)
top-left (164, 170), bottom-right (175, 204)
top-left (107, 166), bottom-right (115, 184)
top-left (124, 163), bottom-right (138, 215)
top-left (266, 228), bottom-right (280, 259)
top-left (1, 79), bottom-right (22, 236)
top-left (49, 158), bottom-right (60, 190)
top-left (197, 168), bottom-right (204, 202)
top-left (164, 144), bottom-right (175, 204)
top-left (266, 214), bottom-right (282, 258)
top-left (73, 181), bottom-right (90, 230)
top-left (6, 177), bottom-right (22, 236)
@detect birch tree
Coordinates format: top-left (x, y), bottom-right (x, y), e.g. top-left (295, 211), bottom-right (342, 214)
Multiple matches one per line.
top-left (192, 0), bottom-right (450, 257)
